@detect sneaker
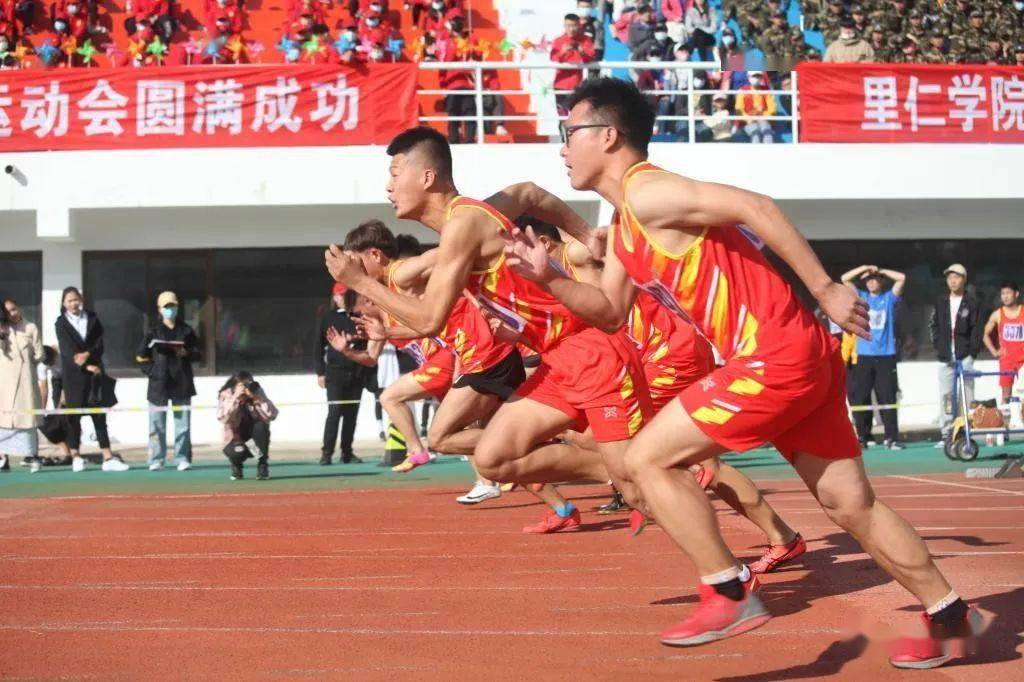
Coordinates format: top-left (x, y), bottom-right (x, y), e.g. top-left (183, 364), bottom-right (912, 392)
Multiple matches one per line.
top-left (28, 457), bottom-right (42, 474)
top-left (885, 440), bottom-right (905, 451)
top-left (456, 481), bottom-right (501, 505)
top-left (749, 533), bottom-right (807, 574)
top-left (933, 440), bottom-right (947, 449)
top-left (597, 491), bottom-right (628, 515)
top-left (319, 453), bottom-right (332, 465)
top-left (0, 455), bottom-right (9, 472)
top-left (691, 464), bottom-right (714, 490)
top-left (230, 461), bottom-right (244, 480)
top-left (72, 456), bottom-right (86, 472)
top-left (256, 458), bottom-right (269, 480)
top-left (522, 508), bottom-right (581, 534)
top-left (660, 583), bottom-right (772, 647)
top-left (148, 461), bottom-right (164, 471)
top-left (341, 453), bottom-right (363, 464)
top-left (392, 450), bottom-right (431, 473)
top-left (102, 456), bottom-right (130, 472)
top-left (629, 509), bottom-right (649, 536)
top-left (889, 608), bottom-right (990, 670)
top-left (176, 460), bottom-right (192, 472)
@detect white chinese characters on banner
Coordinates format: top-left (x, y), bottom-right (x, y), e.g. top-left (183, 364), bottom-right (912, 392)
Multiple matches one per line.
top-left (21, 82), bottom-right (69, 138)
top-left (78, 79), bottom-right (129, 136)
top-left (0, 85), bottom-right (13, 138)
top-left (904, 75), bottom-right (945, 131)
top-left (193, 79), bottom-right (245, 135)
top-left (137, 81), bottom-right (186, 136)
top-left (948, 73), bottom-right (987, 133)
top-left (310, 75), bottom-right (360, 132)
top-left (991, 76), bottom-right (1024, 132)
top-left (252, 77), bottom-right (302, 133)
top-left (861, 76), bottom-right (900, 131)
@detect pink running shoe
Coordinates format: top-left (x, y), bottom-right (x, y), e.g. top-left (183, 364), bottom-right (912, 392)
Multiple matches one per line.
top-left (660, 582), bottom-right (771, 647)
top-left (392, 450), bottom-right (431, 473)
top-left (522, 508), bottom-right (581, 534)
top-left (889, 607), bottom-right (991, 670)
top-left (749, 533), bottom-right (807, 574)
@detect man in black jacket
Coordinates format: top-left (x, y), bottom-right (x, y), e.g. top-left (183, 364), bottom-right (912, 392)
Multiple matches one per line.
top-left (929, 264), bottom-right (984, 440)
top-left (136, 291), bottom-right (201, 471)
top-left (316, 284), bottom-right (374, 464)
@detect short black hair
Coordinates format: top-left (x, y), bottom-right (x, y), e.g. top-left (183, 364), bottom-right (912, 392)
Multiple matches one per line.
top-left (386, 126), bottom-right (453, 182)
top-left (1001, 282), bottom-right (1020, 292)
top-left (515, 216), bottom-right (561, 243)
top-left (565, 77), bottom-right (655, 154)
top-left (396, 234), bottom-right (423, 258)
top-left (344, 219), bottom-right (399, 258)
top-left (564, 13), bottom-right (580, 21)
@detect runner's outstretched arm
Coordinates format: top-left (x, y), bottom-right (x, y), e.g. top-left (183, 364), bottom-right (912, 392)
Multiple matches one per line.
top-left (627, 173), bottom-right (870, 339)
top-left (327, 215), bottom-right (480, 337)
top-left (486, 183), bottom-right (603, 260)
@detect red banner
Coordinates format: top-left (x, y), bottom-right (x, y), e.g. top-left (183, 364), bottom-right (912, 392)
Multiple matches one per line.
top-left (0, 64), bottom-right (418, 152)
top-left (796, 63), bottom-right (1024, 143)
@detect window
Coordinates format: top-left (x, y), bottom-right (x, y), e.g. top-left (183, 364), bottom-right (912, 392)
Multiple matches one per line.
top-left (0, 252), bottom-right (42, 327)
top-left (83, 247), bottom-right (333, 376)
top-left (801, 239), bottom-right (1024, 361)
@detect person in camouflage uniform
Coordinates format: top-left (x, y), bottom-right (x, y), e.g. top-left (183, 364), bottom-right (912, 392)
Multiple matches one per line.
top-left (850, 3), bottom-right (870, 34)
top-left (1015, 43), bottom-right (1024, 66)
top-left (881, 0), bottom-right (909, 35)
top-left (943, 0), bottom-right (973, 35)
top-left (868, 23), bottom-right (893, 60)
top-left (759, 11), bottom-right (791, 60)
top-left (816, 0), bottom-right (847, 44)
top-left (905, 10), bottom-right (929, 43)
top-left (786, 24), bottom-right (811, 61)
top-left (921, 29), bottom-right (948, 63)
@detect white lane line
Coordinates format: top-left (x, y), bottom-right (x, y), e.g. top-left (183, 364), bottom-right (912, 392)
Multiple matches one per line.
top-left (290, 612), bottom-right (441, 619)
top-left (890, 475), bottom-right (1024, 497)
top-left (0, 584), bottom-right (692, 593)
top-left (0, 551), bottom-right (658, 561)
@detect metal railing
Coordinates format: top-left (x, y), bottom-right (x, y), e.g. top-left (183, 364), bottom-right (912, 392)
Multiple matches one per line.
top-left (416, 61), bottom-right (800, 144)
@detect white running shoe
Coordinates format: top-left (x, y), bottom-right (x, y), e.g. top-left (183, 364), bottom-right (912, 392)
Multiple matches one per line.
top-left (102, 457), bottom-right (130, 472)
top-left (149, 461), bottom-right (164, 471)
top-left (456, 482), bottom-right (501, 505)
top-left (29, 458), bottom-right (41, 473)
top-left (177, 460), bottom-right (192, 472)
top-left (72, 456), bottom-right (86, 472)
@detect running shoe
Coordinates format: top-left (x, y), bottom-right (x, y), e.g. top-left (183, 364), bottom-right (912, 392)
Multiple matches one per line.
top-left (889, 607), bottom-right (990, 670)
top-left (660, 583), bottom-right (771, 647)
top-left (256, 458), bottom-right (269, 480)
top-left (691, 463), bottom-right (714, 490)
top-left (72, 456), bottom-right (86, 472)
top-left (597, 491), bottom-right (628, 514)
top-left (230, 461), bottom-right (244, 480)
top-left (748, 533), bottom-right (807, 574)
top-left (456, 481), bottom-right (501, 505)
top-left (28, 457), bottom-right (42, 473)
top-left (148, 461), bottom-right (164, 471)
top-left (101, 455), bottom-right (130, 472)
top-left (341, 452), bottom-right (363, 464)
top-left (177, 460), bottom-right (192, 472)
top-left (0, 455), bottom-right (8, 472)
top-left (522, 508), bottom-right (581, 534)
top-left (629, 509), bottom-right (649, 536)
top-left (392, 450), bottom-right (431, 473)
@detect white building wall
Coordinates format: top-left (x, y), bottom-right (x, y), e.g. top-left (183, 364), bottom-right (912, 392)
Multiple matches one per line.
top-left (3, 142), bottom-right (1023, 445)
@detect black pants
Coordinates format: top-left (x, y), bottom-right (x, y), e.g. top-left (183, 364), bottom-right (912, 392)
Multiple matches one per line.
top-left (322, 369), bottom-right (362, 457)
top-left (251, 420), bottom-right (271, 461)
top-left (66, 413), bottom-right (111, 451)
top-left (445, 94), bottom-right (477, 143)
top-left (851, 355), bottom-right (899, 443)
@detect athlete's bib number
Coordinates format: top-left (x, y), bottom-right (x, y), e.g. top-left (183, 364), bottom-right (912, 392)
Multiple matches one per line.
top-left (475, 295), bottom-right (526, 333)
top-left (869, 308), bottom-right (887, 331)
top-left (1004, 323), bottom-right (1024, 342)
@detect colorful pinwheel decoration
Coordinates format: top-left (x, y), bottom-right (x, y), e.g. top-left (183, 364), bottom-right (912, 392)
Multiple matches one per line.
top-left (76, 38), bottom-right (97, 66)
top-left (61, 36), bottom-right (78, 66)
top-left (334, 35), bottom-right (355, 54)
top-left (276, 36), bottom-right (299, 63)
top-left (205, 37), bottom-right (226, 63)
top-left (498, 38), bottom-right (515, 58)
top-left (36, 40), bottom-right (61, 67)
top-left (519, 39), bottom-right (535, 51)
top-left (127, 39), bottom-right (144, 63)
top-left (476, 38), bottom-right (492, 59)
top-left (105, 43), bottom-right (125, 67)
top-left (302, 35), bottom-right (325, 62)
top-left (147, 36), bottom-right (168, 64)
top-left (537, 36), bottom-right (552, 52)
top-left (388, 37), bottom-right (404, 56)
top-left (245, 40), bottom-right (264, 63)
top-left (183, 36), bottom-right (202, 65)
top-left (226, 35), bottom-right (245, 63)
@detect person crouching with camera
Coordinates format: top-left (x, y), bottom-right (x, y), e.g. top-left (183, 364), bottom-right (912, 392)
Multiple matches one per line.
top-left (217, 372), bottom-right (278, 480)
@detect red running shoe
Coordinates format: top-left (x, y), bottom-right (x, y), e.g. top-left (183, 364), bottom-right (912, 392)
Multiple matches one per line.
top-left (660, 583), bottom-right (771, 647)
top-left (628, 509), bottom-right (649, 536)
top-left (522, 508), bottom-right (581, 534)
top-left (748, 533), bottom-right (807, 574)
top-left (889, 608), bottom-right (991, 669)
top-left (691, 463), bottom-right (714, 490)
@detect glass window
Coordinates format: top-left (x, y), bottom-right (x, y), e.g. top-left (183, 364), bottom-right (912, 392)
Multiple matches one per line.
top-left (213, 248), bottom-right (333, 375)
top-left (0, 252), bottom-right (42, 327)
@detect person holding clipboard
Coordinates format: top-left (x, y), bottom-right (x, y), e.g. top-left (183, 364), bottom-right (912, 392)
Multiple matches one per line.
top-left (136, 291), bottom-right (201, 471)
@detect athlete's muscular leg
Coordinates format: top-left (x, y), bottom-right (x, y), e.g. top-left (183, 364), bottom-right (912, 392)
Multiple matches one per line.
top-left (380, 373), bottom-right (432, 454)
top-left (427, 386), bottom-right (501, 455)
top-left (705, 458), bottom-right (798, 547)
top-left (792, 453), bottom-right (952, 607)
top-left (474, 398), bottom-right (609, 484)
top-left (624, 400), bottom-right (738, 577)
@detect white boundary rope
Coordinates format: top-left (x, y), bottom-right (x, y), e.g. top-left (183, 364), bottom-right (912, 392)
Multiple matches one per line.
top-left (0, 400), bottom-right (363, 417)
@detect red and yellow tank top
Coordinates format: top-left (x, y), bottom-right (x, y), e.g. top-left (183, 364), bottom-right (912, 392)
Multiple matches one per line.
top-left (385, 259), bottom-right (446, 367)
top-left (998, 307), bottom-right (1024, 362)
top-left (451, 195), bottom-right (588, 353)
top-left (439, 296), bottom-right (514, 375)
top-left (612, 161), bottom-right (829, 362)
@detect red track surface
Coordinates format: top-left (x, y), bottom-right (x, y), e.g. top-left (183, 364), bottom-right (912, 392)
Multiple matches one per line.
top-left (1, 472), bottom-right (1022, 680)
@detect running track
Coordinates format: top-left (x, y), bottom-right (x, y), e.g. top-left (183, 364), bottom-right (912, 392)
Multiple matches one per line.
top-left (1, 470), bottom-right (1022, 679)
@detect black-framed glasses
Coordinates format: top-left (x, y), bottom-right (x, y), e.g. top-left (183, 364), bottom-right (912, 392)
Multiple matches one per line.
top-left (559, 123), bottom-right (609, 144)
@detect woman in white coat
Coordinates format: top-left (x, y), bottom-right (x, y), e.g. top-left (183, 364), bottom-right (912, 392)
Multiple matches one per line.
top-left (0, 298), bottom-right (44, 472)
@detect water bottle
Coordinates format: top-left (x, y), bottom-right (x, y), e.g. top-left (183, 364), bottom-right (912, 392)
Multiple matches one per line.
top-left (1010, 397), bottom-right (1024, 430)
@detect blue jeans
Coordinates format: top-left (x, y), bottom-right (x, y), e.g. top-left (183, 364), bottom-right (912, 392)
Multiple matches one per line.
top-left (149, 399), bottom-right (192, 464)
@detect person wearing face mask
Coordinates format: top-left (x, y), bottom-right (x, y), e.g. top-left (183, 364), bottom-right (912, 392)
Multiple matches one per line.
top-left (627, 3), bottom-right (656, 58)
top-left (358, 9), bottom-right (390, 44)
top-left (575, 0), bottom-right (605, 58)
top-left (0, 34), bottom-right (16, 67)
top-left (683, 0), bottom-right (718, 62)
top-left (204, 0), bottom-right (244, 37)
top-left (136, 291), bottom-right (201, 472)
top-left (736, 71), bottom-right (776, 143)
top-left (824, 16), bottom-right (875, 63)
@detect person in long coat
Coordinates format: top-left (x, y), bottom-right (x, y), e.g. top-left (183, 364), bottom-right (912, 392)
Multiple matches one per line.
top-left (1, 298), bottom-right (44, 471)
